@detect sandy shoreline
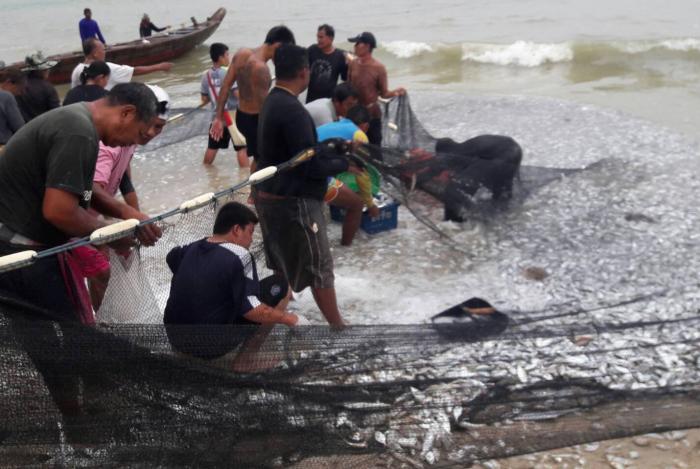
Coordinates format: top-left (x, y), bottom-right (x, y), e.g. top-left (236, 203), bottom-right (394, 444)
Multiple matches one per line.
top-left (477, 428), bottom-right (700, 469)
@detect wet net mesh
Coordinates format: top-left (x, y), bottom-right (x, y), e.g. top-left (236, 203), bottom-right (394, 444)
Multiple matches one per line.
top-left (1, 97), bottom-right (700, 467)
top-left (365, 96), bottom-right (585, 232)
top-left (141, 106), bottom-right (213, 152)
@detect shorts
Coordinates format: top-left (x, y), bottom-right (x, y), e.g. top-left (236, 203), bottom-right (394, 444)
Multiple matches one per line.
top-left (208, 124), bottom-right (231, 150)
top-left (323, 177), bottom-right (344, 203)
top-left (235, 109), bottom-right (259, 158)
top-left (71, 245), bottom-right (110, 278)
top-left (209, 120), bottom-right (246, 151)
top-left (258, 273), bottom-right (288, 307)
top-left (255, 196), bottom-right (334, 292)
top-left (0, 240), bottom-right (77, 320)
top-left (367, 117), bottom-right (382, 146)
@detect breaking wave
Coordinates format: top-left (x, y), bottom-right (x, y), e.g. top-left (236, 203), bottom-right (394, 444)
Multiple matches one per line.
top-left (461, 40), bottom-right (573, 67)
top-left (380, 37), bottom-right (700, 67)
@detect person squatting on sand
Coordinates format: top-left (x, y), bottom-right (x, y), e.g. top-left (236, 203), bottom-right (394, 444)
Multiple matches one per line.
top-left (317, 104), bottom-right (381, 246)
top-left (163, 202), bottom-right (307, 371)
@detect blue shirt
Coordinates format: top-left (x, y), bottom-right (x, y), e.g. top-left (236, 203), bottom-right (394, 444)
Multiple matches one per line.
top-left (79, 18), bottom-right (106, 43)
top-left (316, 118), bottom-right (366, 143)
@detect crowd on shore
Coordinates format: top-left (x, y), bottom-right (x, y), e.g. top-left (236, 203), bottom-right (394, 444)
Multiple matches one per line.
top-left (0, 19), bottom-right (408, 340)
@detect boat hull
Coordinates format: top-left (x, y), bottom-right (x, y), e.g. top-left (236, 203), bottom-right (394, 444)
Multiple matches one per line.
top-left (6, 8), bottom-right (226, 85)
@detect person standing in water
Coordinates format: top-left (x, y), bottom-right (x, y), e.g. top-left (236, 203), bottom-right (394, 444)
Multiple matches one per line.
top-left (347, 31), bottom-right (405, 146)
top-left (209, 25), bottom-right (296, 165)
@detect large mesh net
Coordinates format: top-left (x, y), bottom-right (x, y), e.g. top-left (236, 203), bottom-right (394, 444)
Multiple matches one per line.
top-left (1, 96), bottom-right (699, 467)
top-left (363, 96), bottom-right (587, 232)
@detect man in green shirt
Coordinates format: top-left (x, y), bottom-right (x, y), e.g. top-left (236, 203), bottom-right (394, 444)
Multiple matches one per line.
top-left (0, 82), bottom-right (159, 318)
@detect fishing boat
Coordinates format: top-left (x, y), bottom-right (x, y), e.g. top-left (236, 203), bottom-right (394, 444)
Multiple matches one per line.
top-left (4, 7), bottom-right (226, 85)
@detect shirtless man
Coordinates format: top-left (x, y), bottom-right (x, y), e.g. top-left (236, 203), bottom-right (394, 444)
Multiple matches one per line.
top-left (347, 31), bottom-right (405, 146)
top-left (209, 25), bottom-right (296, 163)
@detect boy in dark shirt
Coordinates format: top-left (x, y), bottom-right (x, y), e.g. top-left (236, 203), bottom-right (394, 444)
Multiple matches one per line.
top-left (306, 24), bottom-right (349, 103)
top-left (164, 202), bottom-right (305, 359)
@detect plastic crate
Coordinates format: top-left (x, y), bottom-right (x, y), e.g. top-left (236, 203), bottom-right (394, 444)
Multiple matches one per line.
top-left (330, 195), bottom-right (400, 234)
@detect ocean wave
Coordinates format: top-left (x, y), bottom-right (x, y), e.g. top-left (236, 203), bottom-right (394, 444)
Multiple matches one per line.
top-left (378, 37), bottom-right (700, 68)
top-left (461, 40), bottom-right (574, 67)
top-left (612, 38), bottom-right (700, 54)
top-left (382, 40), bottom-right (435, 58)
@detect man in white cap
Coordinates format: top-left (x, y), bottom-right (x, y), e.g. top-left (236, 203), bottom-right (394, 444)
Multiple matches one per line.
top-left (77, 84), bottom-right (169, 310)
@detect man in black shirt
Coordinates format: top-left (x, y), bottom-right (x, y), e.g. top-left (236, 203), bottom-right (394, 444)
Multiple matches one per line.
top-left (306, 24), bottom-right (349, 103)
top-left (256, 44), bottom-right (346, 327)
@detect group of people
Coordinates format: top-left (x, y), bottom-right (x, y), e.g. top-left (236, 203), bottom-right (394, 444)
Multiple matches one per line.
top-left (0, 17), bottom-right (530, 434)
top-left (0, 22), bottom-right (408, 351)
top-left (79, 7), bottom-right (169, 44)
top-left (175, 24), bottom-right (408, 338)
top-left (0, 53), bottom-right (62, 149)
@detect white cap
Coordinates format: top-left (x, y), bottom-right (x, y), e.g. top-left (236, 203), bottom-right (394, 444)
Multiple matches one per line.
top-left (146, 84), bottom-right (170, 120)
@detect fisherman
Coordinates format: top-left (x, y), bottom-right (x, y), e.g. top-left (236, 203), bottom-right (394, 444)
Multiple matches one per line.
top-left (71, 38), bottom-right (173, 90)
top-left (139, 14), bottom-right (170, 38)
top-left (79, 7), bottom-right (106, 44)
top-left (255, 44), bottom-right (348, 327)
top-left (0, 83), bottom-right (158, 439)
top-left (201, 42), bottom-right (248, 167)
top-left (0, 68), bottom-right (25, 150)
top-left (164, 202), bottom-right (305, 364)
top-left (15, 53), bottom-right (60, 122)
top-left (81, 85), bottom-right (168, 311)
top-left (306, 24), bottom-right (349, 103)
top-left (347, 31), bottom-right (406, 145)
top-left (403, 135), bottom-right (523, 222)
top-left (0, 82), bottom-right (159, 316)
top-left (209, 25), bottom-right (296, 164)
top-left (305, 82), bottom-right (359, 127)
top-left (317, 104), bottom-right (381, 246)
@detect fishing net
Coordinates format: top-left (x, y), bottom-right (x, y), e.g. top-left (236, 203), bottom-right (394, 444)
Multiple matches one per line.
top-left (141, 106), bottom-right (213, 152)
top-left (359, 95), bottom-right (584, 230)
top-left (1, 97), bottom-right (700, 467)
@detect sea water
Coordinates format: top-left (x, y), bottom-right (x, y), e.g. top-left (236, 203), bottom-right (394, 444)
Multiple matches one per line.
top-left (2, 0), bottom-right (699, 324)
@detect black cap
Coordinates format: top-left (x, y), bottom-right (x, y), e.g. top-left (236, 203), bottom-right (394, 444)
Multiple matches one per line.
top-left (348, 32), bottom-right (377, 49)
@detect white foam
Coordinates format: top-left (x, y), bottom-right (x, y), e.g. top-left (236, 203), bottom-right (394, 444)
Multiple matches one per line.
top-left (461, 40), bottom-right (573, 67)
top-left (382, 40), bottom-right (435, 58)
top-left (614, 38), bottom-right (700, 54)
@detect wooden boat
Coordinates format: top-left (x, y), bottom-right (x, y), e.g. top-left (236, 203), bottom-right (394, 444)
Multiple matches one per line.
top-left (5, 8), bottom-right (226, 85)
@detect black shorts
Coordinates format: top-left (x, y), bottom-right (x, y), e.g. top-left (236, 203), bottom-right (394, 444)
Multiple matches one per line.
top-left (255, 197), bottom-right (334, 292)
top-left (258, 273), bottom-right (288, 307)
top-left (0, 240), bottom-right (76, 321)
top-left (208, 124), bottom-right (246, 151)
top-left (368, 117), bottom-right (382, 146)
top-left (208, 125), bottom-right (231, 150)
top-left (235, 110), bottom-right (259, 158)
